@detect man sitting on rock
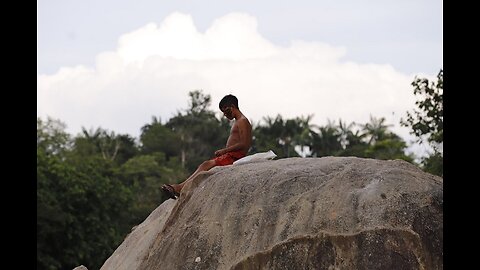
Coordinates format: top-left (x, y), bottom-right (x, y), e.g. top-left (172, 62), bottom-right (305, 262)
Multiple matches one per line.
top-left (161, 94), bottom-right (252, 199)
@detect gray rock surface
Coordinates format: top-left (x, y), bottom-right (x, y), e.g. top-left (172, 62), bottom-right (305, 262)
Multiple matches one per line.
top-left (100, 157), bottom-right (443, 270)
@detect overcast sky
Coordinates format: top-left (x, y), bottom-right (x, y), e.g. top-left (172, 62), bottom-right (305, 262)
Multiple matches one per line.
top-left (37, 0), bottom-right (443, 158)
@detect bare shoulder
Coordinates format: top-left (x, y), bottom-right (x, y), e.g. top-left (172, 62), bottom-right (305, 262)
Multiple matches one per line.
top-left (237, 116), bottom-right (252, 129)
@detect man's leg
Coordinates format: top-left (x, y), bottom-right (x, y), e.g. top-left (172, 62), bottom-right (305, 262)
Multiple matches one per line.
top-left (171, 159), bottom-right (217, 193)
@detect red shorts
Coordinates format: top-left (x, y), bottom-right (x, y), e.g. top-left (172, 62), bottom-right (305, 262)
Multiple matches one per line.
top-left (213, 150), bottom-right (246, 166)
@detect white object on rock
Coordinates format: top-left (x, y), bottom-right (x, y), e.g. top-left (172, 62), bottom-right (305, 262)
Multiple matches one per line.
top-left (195, 257), bottom-right (201, 263)
top-left (233, 150), bottom-right (277, 165)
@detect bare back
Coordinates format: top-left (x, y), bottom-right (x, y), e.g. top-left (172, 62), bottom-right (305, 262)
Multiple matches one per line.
top-left (226, 116), bottom-right (252, 153)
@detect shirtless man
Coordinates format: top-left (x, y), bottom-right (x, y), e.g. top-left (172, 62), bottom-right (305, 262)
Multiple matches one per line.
top-left (161, 94), bottom-right (252, 200)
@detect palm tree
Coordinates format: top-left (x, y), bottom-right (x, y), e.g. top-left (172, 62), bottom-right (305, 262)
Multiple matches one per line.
top-left (360, 115), bottom-right (392, 145)
top-left (338, 119), bottom-right (366, 148)
top-left (140, 116), bottom-right (162, 134)
top-left (253, 115), bottom-right (305, 158)
top-left (79, 127), bottom-right (121, 161)
top-left (336, 119), bottom-right (368, 157)
top-left (256, 115), bottom-right (284, 156)
top-left (310, 120), bottom-right (342, 157)
top-left (292, 115), bottom-right (317, 157)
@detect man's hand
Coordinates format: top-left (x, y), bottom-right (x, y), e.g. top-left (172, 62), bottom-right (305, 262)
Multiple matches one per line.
top-left (215, 149), bottom-right (226, 156)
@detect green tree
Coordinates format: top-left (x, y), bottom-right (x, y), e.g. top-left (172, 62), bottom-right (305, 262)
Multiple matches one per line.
top-left (310, 120), bottom-right (342, 157)
top-left (37, 118), bottom-right (133, 270)
top-left (292, 115), bottom-right (316, 157)
top-left (114, 134), bottom-right (140, 165)
top-left (401, 69), bottom-right (443, 176)
top-left (336, 119), bottom-right (369, 157)
top-left (364, 133), bottom-right (414, 162)
top-left (37, 117), bottom-right (72, 156)
top-left (37, 117), bottom-right (72, 270)
top-left (361, 115), bottom-right (391, 145)
top-left (360, 116), bottom-right (413, 161)
top-left (167, 90), bottom-right (229, 172)
top-left (401, 70), bottom-right (443, 146)
top-left (283, 118), bottom-right (303, 157)
top-left (252, 115), bottom-right (303, 158)
top-left (72, 127), bottom-right (138, 166)
top-left (421, 152), bottom-right (443, 176)
top-left (118, 153), bottom-right (185, 224)
top-left (140, 116), bottom-right (180, 159)
top-left (251, 118), bottom-right (283, 156)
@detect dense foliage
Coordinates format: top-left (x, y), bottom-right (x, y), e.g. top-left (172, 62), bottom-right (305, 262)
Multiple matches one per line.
top-left (401, 69), bottom-right (443, 176)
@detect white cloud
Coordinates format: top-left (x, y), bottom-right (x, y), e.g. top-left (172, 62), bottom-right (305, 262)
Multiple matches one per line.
top-left (117, 12), bottom-right (279, 63)
top-left (37, 12), bottom-right (434, 158)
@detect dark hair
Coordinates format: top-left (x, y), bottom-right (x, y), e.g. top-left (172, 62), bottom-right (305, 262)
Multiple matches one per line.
top-left (219, 94), bottom-right (239, 109)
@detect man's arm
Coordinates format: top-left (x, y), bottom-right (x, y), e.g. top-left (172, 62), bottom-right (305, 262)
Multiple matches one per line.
top-left (215, 118), bottom-right (252, 156)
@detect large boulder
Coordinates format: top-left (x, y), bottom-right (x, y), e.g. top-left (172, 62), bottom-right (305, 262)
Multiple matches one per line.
top-left (101, 157), bottom-right (443, 270)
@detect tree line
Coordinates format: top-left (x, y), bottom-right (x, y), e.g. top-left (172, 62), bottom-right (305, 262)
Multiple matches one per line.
top-left (37, 70), bottom-right (442, 270)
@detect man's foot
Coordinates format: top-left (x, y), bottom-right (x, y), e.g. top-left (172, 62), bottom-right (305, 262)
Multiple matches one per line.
top-left (161, 184), bottom-right (180, 200)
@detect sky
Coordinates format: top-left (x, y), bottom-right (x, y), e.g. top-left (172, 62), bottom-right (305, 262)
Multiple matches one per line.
top-left (37, 0), bottom-right (443, 159)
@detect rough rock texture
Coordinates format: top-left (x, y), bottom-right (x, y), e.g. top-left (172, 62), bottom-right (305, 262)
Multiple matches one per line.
top-left (100, 157), bottom-right (443, 270)
top-left (100, 199), bottom-right (176, 270)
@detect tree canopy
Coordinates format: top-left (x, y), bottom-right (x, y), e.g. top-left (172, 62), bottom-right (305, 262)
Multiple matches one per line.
top-left (401, 69), bottom-right (443, 176)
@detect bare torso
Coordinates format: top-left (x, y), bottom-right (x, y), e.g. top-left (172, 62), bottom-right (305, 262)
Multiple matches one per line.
top-left (226, 116), bottom-right (252, 153)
